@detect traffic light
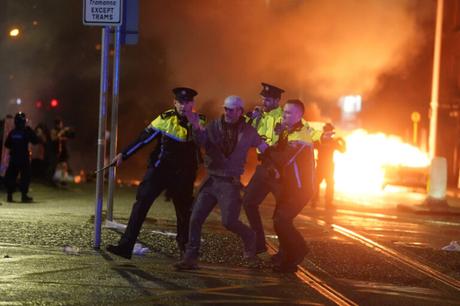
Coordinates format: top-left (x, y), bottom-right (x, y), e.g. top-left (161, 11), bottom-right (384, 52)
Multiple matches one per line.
top-left (50, 98), bottom-right (59, 108)
top-left (35, 100), bottom-right (43, 109)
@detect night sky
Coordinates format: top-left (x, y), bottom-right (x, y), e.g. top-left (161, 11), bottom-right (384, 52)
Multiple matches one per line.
top-left (0, 0), bottom-right (436, 179)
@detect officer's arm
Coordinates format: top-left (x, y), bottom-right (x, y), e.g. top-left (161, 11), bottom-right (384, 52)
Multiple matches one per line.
top-left (336, 137), bottom-right (346, 153)
top-left (120, 126), bottom-right (160, 161)
top-left (252, 130), bottom-right (268, 153)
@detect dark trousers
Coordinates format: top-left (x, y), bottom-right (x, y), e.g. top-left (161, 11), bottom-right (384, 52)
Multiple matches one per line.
top-left (118, 165), bottom-right (195, 252)
top-left (184, 176), bottom-right (256, 259)
top-left (243, 165), bottom-right (310, 260)
top-left (5, 161), bottom-right (31, 195)
top-left (243, 165), bottom-right (280, 252)
top-left (313, 163), bottom-right (335, 206)
top-left (273, 193), bottom-right (308, 264)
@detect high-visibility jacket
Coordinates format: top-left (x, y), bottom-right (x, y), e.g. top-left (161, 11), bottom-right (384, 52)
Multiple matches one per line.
top-left (122, 109), bottom-right (206, 169)
top-left (263, 121), bottom-right (319, 196)
top-left (251, 107), bottom-right (283, 146)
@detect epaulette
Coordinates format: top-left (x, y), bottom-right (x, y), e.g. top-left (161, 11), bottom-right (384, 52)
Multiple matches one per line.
top-left (160, 109), bottom-right (176, 119)
top-left (198, 114), bottom-right (207, 122)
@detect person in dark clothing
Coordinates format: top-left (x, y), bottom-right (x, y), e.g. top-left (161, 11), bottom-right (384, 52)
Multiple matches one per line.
top-left (312, 123), bottom-right (346, 208)
top-left (4, 112), bottom-right (39, 203)
top-left (106, 87), bottom-right (205, 259)
top-left (31, 123), bottom-right (50, 181)
top-left (245, 100), bottom-right (330, 273)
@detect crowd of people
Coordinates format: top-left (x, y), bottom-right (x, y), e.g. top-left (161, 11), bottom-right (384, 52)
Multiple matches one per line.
top-left (107, 83), bottom-right (344, 273)
top-left (0, 115), bottom-right (75, 202)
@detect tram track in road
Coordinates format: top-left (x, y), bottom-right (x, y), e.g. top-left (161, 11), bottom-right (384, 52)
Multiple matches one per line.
top-left (266, 241), bottom-right (359, 306)
top-left (298, 213), bottom-right (460, 293)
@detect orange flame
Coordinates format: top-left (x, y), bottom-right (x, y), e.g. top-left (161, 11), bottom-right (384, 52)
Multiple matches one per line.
top-left (334, 129), bottom-right (430, 195)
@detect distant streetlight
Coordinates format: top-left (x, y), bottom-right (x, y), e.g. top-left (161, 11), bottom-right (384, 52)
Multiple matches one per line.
top-left (9, 28), bottom-right (20, 37)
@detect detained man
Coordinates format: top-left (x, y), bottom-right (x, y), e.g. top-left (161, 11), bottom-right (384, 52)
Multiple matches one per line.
top-left (174, 96), bottom-right (268, 270)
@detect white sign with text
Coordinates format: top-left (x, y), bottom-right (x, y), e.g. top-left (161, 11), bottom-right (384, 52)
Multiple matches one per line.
top-left (83, 0), bottom-right (122, 26)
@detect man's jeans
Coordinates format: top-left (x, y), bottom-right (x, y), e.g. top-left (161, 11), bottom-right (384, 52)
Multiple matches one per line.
top-left (184, 176), bottom-right (256, 260)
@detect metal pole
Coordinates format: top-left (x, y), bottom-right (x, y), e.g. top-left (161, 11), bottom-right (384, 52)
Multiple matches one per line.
top-left (107, 27), bottom-right (121, 221)
top-left (429, 0), bottom-right (444, 159)
top-left (94, 26), bottom-right (110, 249)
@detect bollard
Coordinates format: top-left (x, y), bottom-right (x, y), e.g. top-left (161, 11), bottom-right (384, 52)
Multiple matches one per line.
top-left (425, 156), bottom-right (449, 209)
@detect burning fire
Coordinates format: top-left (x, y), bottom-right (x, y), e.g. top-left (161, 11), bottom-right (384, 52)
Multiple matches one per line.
top-left (334, 129), bottom-right (430, 194)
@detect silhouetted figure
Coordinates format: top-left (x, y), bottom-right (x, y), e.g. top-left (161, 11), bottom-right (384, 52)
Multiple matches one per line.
top-left (31, 123), bottom-right (50, 181)
top-left (49, 119), bottom-right (75, 186)
top-left (312, 123), bottom-right (346, 208)
top-left (4, 112), bottom-right (38, 203)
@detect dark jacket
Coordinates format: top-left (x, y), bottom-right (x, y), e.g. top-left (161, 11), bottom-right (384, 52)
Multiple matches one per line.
top-left (194, 117), bottom-right (262, 178)
top-left (122, 109), bottom-right (204, 171)
top-left (5, 127), bottom-right (39, 165)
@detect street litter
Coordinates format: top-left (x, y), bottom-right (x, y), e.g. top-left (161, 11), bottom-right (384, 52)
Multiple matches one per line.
top-left (151, 230), bottom-right (177, 237)
top-left (104, 220), bottom-right (127, 230)
top-left (442, 241), bottom-right (460, 252)
top-left (63, 245), bottom-right (80, 255)
top-left (133, 243), bottom-right (150, 256)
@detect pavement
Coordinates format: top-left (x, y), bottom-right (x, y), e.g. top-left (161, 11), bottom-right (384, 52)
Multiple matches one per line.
top-left (1, 182), bottom-right (460, 305)
top-left (0, 183), bottom-right (331, 306)
top-left (396, 188), bottom-right (460, 215)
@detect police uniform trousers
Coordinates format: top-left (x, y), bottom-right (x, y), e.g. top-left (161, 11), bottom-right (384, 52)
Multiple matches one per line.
top-left (243, 165), bottom-right (278, 252)
top-left (243, 165), bottom-right (309, 260)
top-left (272, 184), bottom-right (309, 266)
top-left (313, 162), bottom-right (335, 206)
top-left (5, 160), bottom-right (31, 196)
top-left (184, 175), bottom-right (256, 260)
top-left (118, 164), bottom-right (195, 253)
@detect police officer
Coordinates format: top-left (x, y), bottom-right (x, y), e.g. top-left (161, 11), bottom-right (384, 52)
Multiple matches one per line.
top-left (258, 99), bottom-right (318, 272)
top-left (247, 82), bottom-right (285, 146)
top-left (107, 87), bottom-right (205, 259)
top-left (242, 83), bottom-right (285, 254)
top-left (5, 112), bottom-right (39, 203)
top-left (312, 123), bottom-right (346, 208)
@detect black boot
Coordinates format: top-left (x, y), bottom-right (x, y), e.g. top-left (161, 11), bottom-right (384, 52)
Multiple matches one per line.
top-left (21, 194), bottom-right (33, 203)
top-left (106, 244), bottom-right (132, 259)
top-left (7, 193), bottom-right (13, 203)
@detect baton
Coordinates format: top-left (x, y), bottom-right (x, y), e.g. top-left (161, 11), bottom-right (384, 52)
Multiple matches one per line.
top-left (94, 160), bottom-right (117, 174)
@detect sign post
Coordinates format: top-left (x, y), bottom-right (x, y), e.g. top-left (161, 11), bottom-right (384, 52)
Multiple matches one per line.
top-left (83, 0), bottom-right (123, 249)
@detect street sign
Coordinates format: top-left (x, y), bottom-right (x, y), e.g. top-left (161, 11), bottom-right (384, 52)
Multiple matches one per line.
top-left (83, 0), bottom-right (123, 26)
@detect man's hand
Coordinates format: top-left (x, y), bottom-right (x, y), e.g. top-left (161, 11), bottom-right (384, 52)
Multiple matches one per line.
top-left (112, 153), bottom-right (123, 167)
top-left (267, 167), bottom-right (280, 179)
top-left (184, 110), bottom-right (203, 131)
top-left (250, 106), bottom-right (262, 119)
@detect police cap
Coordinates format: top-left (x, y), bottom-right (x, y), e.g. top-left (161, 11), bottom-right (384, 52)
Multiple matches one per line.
top-left (323, 123), bottom-right (335, 132)
top-left (172, 87), bottom-right (198, 102)
top-left (260, 82), bottom-right (285, 99)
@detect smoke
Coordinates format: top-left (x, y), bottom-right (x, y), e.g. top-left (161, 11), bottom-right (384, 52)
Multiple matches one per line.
top-left (140, 0), bottom-right (433, 112)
